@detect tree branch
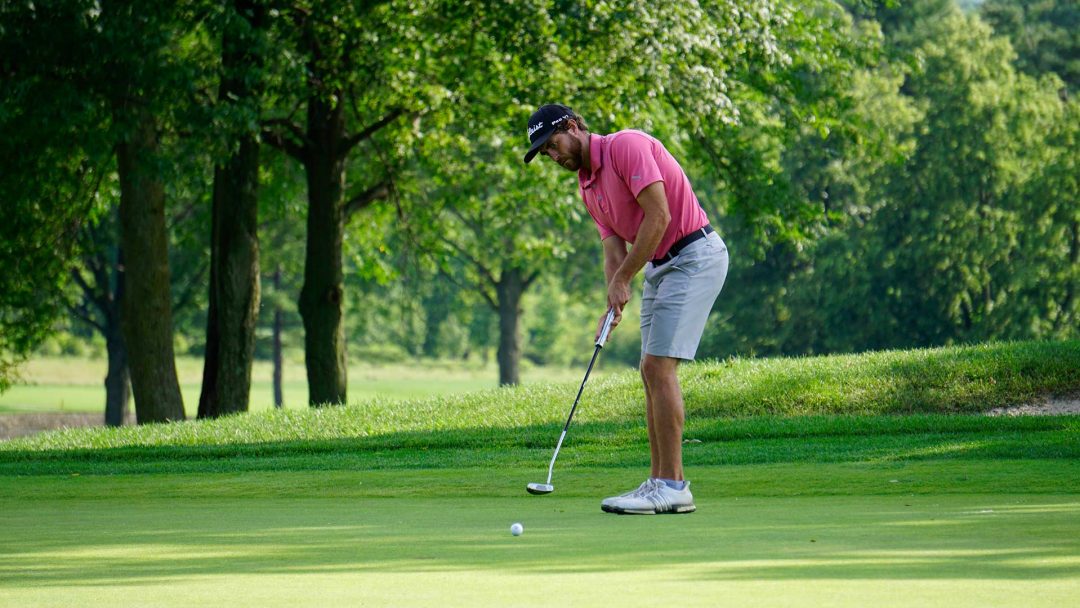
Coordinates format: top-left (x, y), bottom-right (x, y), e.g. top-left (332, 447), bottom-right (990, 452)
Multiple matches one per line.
top-left (67, 268), bottom-right (107, 334)
top-left (694, 133), bottom-right (733, 176)
top-left (64, 299), bottom-right (106, 334)
top-left (447, 204), bottom-right (488, 241)
top-left (344, 180), bottom-right (392, 221)
top-left (168, 200), bottom-right (200, 232)
top-left (523, 269), bottom-right (541, 291)
top-left (437, 234), bottom-right (499, 291)
top-left (338, 108), bottom-right (407, 159)
top-left (437, 265), bottom-right (497, 310)
top-left (87, 253), bottom-right (115, 318)
top-left (69, 267), bottom-right (100, 302)
top-left (173, 263), bottom-right (209, 316)
top-left (261, 118), bottom-right (308, 161)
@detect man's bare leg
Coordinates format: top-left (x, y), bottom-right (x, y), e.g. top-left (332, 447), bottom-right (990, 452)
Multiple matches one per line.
top-left (641, 367), bottom-right (660, 478)
top-left (640, 354), bottom-right (684, 481)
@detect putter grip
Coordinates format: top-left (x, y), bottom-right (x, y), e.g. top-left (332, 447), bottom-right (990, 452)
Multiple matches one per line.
top-left (596, 309), bottom-right (615, 348)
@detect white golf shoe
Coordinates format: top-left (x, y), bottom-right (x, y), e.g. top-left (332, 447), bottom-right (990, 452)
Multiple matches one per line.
top-left (600, 479), bottom-right (653, 513)
top-left (601, 479), bottom-right (696, 515)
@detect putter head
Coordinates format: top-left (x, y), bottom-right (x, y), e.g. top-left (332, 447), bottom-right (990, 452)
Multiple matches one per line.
top-left (526, 482), bottom-right (554, 495)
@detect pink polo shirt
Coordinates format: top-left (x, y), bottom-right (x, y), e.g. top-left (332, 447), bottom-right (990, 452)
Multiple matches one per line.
top-left (578, 130), bottom-right (709, 258)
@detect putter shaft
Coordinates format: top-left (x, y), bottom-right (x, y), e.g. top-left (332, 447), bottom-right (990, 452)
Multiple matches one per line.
top-left (529, 309), bottom-right (614, 494)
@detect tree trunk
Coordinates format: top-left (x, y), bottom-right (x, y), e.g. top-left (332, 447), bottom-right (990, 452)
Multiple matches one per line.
top-left (198, 150), bottom-right (261, 418)
top-left (299, 95), bottom-right (348, 406)
top-left (273, 264), bottom-right (284, 409)
top-left (199, 215), bottom-right (221, 416)
top-left (198, 0), bottom-right (264, 419)
top-left (496, 267), bottom-right (525, 386)
top-left (114, 106), bottom-right (185, 423)
top-left (421, 283), bottom-right (453, 357)
top-left (103, 325), bottom-right (130, 427)
top-left (103, 249), bottom-right (129, 427)
top-left (73, 213), bottom-right (130, 427)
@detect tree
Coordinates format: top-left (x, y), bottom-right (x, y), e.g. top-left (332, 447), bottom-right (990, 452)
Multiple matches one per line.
top-left (68, 205), bottom-right (131, 427)
top-left (1006, 90), bottom-right (1079, 337)
top-left (0, 1), bottom-right (112, 391)
top-left (113, 107), bottom-right (186, 422)
top-left (198, 0), bottom-right (270, 418)
top-left (5, 0), bottom-right (214, 423)
top-left (99, 1), bottom-right (193, 422)
top-left (981, 0), bottom-right (1079, 94)
top-left (256, 148), bottom-right (309, 407)
top-left (261, 1), bottom-right (429, 405)
top-left (404, 139), bottom-right (588, 385)
top-left (65, 175), bottom-right (212, 427)
top-left (868, 9), bottom-right (1060, 344)
top-left (768, 2), bottom-right (1079, 354)
top-left (398, 0), bottom-right (869, 380)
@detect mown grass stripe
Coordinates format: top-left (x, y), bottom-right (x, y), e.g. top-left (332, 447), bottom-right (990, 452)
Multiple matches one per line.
top-left (1, 339), bottom-right (1076, 482)
top-left (1, 416), bottom-right (1075, 476)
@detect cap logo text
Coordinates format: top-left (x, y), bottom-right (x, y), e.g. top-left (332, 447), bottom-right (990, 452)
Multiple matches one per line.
top-left (527, 114), bottom-right (572, 139)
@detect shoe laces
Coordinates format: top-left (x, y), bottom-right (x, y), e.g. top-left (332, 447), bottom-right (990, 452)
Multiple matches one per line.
top-left (644, 479), bottom-right (675, 511)
top-left (615, 479), bottom-right (653, 499)
top-left (637, 479), bottom-right (660, 496)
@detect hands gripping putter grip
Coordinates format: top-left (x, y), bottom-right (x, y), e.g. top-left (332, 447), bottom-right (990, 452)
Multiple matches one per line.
top-left (526, 309), bottom-right (616, 495)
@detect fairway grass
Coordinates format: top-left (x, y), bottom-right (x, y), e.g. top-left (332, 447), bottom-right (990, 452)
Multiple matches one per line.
top-left (0, 356), bottom-right (601, 415)
top-left (2, 340), bottom-right (1078, 606)
top-left (1, 463), bottom-right (1078, 608)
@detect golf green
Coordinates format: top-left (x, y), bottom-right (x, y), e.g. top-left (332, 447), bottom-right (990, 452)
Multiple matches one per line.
top-left (2, 464), bottom-right (1077, 607)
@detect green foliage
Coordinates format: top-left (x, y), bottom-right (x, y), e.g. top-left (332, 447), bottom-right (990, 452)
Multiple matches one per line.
top-left (0, 2), bottom-right (114, 389)
top-left (867, 9), bottom-right (1074, 345)
top-left (0, 0), bottom-right (224, 391)
top-left (391, 0), bottom-right (881, 374)
top-left (981, 0), bottom-right (1079, 93)
top-left (5, 0), bottom-right (1079, 390)
top-left (705, 0), bottom-right (1079, 357)
top-left (681, 0), bottom-right (887, 255)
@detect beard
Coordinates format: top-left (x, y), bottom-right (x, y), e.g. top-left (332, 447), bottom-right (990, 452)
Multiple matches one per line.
top-left (559, 135), bottom-right (583, 171)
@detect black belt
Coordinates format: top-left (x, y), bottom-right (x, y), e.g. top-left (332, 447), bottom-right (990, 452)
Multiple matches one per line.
top-left (651, 224), bottom-right (714, 266)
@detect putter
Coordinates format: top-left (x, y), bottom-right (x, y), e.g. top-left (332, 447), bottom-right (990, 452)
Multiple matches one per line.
top-left (526, 308), bottom-right (616, 495)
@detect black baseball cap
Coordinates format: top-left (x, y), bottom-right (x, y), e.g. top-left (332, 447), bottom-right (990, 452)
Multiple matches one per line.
top-left (523, 104), bottom-right (575, 164)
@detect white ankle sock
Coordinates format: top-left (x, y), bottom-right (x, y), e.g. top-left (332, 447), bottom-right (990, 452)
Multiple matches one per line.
top-left (658, 478), bottom-right (687, 491)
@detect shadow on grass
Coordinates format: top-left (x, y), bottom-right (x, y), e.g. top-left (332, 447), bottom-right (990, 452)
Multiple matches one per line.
top-left (0, 414), bottom-right (1077, 475)
top-left (0, 494), bottom-right (1077, 587)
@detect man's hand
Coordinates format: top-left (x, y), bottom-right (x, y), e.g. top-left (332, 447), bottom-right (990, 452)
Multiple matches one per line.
top-left (600, 273), bottom-right (631, 341)
top-left (596, 309), bottom-right (620, 342)
top-left (606, 274), bottom-right (632, 326)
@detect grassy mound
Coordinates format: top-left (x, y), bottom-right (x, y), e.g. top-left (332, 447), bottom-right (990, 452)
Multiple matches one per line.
top-left (0, 340), bottom-right (1076, 475)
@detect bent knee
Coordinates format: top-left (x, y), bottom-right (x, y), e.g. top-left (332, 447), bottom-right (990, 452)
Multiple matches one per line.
top-left (640, 354), bottom-right (678, 382)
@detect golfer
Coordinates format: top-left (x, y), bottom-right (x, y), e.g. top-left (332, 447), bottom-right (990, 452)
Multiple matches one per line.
top-left (524, 104), bottom-right (728, 514)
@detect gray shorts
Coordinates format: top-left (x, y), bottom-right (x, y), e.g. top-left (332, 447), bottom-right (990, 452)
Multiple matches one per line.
top-left (640, 232), bottom-right (728, 361)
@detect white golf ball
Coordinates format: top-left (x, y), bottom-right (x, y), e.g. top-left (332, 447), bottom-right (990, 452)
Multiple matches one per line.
top-left (510, 523), bottom-right (524, 536)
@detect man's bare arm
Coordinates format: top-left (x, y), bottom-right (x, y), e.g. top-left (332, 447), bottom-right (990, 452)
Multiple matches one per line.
top-left (607, 181), bottom-right (671, 315)
top-left (602, 235), bottom-right (629, 285)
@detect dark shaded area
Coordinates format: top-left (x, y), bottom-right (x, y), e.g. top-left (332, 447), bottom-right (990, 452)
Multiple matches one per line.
top-left (1, 414), bottom-right (1076, 476)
